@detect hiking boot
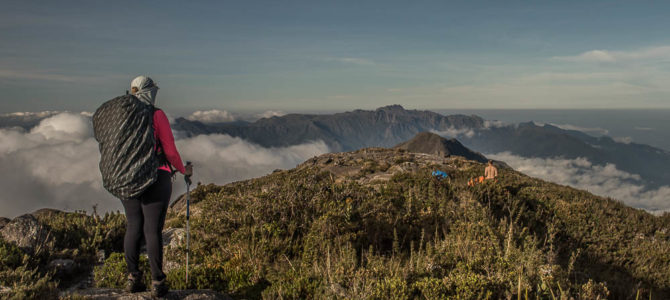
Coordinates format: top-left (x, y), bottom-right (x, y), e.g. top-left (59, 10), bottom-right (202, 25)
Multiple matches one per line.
top-left (125, 273), bottom-right (146, 293)
top-left (151, 278), bottom-right (169, 298)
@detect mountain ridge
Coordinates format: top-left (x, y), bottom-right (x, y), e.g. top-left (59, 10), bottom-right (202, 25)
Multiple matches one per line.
top-left (162, 146), bottom-right (670, 299)
top-left (173, 105), bottom-right (670, 189)
top-left (2, 141), bottom-right (670, 298)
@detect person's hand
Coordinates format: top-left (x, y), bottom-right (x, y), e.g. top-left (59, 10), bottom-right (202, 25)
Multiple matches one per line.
top-left (185, 163), bottom-right (193, 176)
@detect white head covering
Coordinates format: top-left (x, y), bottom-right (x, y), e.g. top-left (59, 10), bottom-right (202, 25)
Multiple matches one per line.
top-left (130, 76), bottom-right (159, 106)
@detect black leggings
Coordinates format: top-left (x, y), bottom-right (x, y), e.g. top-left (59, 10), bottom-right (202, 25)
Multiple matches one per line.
top-left (121, 170), bottom-right (172, 281)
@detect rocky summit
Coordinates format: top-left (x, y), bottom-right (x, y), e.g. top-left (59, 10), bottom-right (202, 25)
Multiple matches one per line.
top-left (393, 131), bottom-right (488, 163)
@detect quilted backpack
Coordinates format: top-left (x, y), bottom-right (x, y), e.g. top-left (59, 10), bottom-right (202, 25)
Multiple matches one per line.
top-left (92, 94), bottom-right (159, 200)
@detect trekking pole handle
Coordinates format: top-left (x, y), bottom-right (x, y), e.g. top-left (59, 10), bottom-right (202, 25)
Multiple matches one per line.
top-left (184, 161), bottom-right (192, 186)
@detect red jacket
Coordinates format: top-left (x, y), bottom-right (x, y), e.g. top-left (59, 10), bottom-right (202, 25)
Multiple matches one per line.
top-left (153, 109), bottom-right (186, 174)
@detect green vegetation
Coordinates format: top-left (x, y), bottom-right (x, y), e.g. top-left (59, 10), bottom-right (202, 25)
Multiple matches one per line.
top-left (0, 238), bottom-right (58, 300)
top-left (93, 252), bottom-right (150, 288)
top-left (0, 210), bottom-right (125, 300)
top-left (156, 149), bottom-right (670, 299)
top-left (2, 148), bottom-right (669, 299)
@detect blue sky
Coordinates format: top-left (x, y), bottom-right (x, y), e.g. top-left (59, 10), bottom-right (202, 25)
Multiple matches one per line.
top-left (2, 1), bottom-right (670, 114)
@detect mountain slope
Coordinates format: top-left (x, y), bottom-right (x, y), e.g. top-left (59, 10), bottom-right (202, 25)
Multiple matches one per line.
top-left (173, 105), bottom-right (670, 189)
top-left (393, 131), bottom-right (488, 163)
top-left (2, 146), bottom-right (669, 298)
top-left (161, 147), bottom-right (670, 299)
top-left (174, 105), bottom-right (485, 151)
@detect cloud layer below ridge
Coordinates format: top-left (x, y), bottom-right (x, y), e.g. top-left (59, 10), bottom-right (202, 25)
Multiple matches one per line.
top-left (488, 152), bottom-right (670, 214)
top-left (0, 112), bottom-right (328, 218)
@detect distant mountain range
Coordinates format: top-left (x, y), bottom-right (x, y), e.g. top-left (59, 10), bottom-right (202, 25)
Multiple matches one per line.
top-left (0, 111), bottom-right (61, 129)
top-left (174, 105), bottom-right (670, 188)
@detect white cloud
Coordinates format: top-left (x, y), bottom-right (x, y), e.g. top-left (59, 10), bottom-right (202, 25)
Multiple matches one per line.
top-left (386, 45), bottom-right (670, 109)
top-left (553, 45), bottom-right (670, 63)
top-left (0, 111), bottom-right (94, 130)
top-left (483, 120), bottom-right (508, 129)
top-left (548, 123), bottom-right (609, 136)
top-left (553, 50), bottom-right (617, 63)
top-left (256, 110), bottom-right (286, 119)
top-left (613, 136), bottom-right (633, 144)
top-left (430, 127), bottom-right (475, 139)
top-left (0, 112), bottom-right (329, 218)
top-left (326, 57), bottom-right (376, 66)
top-left (187, 109), bottom-right (237, 123)
top-left (488, 152), bottom-right (670, 213)
top-left (1, 111), bottom-right (61, 118)
top-left (175, 135), bottom-right (328, 191)
top-left (0, 113), bottom-right (111, 218)
top-left (31, 112), bottom-right (93, 141)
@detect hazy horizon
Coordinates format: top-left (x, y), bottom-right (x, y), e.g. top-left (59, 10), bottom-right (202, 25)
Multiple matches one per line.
top-left (3, 1), bottom-right (670, 113)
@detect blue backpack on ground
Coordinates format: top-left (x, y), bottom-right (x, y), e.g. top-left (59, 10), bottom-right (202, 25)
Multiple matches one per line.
top-left (432, 170), bottom-right (448, 179)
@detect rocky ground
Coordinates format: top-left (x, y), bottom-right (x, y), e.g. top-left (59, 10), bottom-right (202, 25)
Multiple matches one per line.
top-left (62, 288), bottom-right (231, 300)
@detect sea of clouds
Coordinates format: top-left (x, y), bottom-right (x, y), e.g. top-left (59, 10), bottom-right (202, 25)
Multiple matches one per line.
top-left (1, 111), bottom-right (668, 218)
top-left (0, 112), bottom-right (327, 218)
top-left (488, 152), bottom-right (670, 214)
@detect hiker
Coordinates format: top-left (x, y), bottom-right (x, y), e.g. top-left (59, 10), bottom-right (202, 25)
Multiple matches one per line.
top-left (485, 160), bottom-right (498, 180)
top-left (93, 76), bottom-right (192, 297)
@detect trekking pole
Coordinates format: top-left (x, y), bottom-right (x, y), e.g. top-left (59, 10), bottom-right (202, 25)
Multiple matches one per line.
top-left (184, 161), bottom-right (192, 287)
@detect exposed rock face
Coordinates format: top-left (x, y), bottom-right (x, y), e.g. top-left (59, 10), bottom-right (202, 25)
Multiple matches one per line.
top-left (162, 228), bottom-right (185, 249)
top-left (169, 193), bottom-right (188, 213)
top-left (173, 104), bottom-right (485, 152)
top-left (66, 288), bottom-right (232, 300)
top-left (394, 132), bottom-right (488, 163)
top-left (162, 228), bottom-right (186, 273)
top-left (0, 214), bottom-right (53, 253)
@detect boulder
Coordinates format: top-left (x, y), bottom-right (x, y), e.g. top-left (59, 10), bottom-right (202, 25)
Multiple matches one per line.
top-left (0, 214), bottom-right (53, 253)
top-left (66, 288), bottom-right (232, 300)
top-left (162, 228), bottom-right (186, 273)
top-left (49, 258), bottom-right (76, 276)
top-left (162, 228), bottom-right (185, 249)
